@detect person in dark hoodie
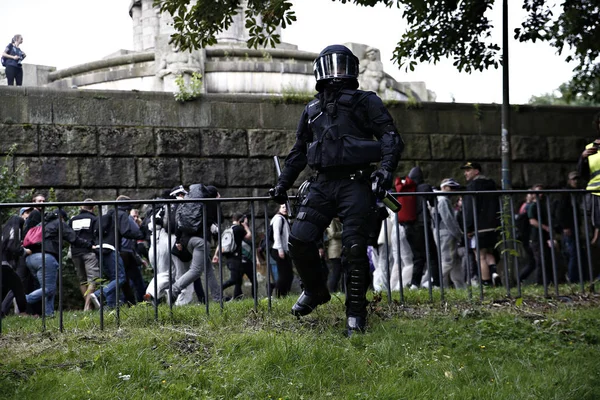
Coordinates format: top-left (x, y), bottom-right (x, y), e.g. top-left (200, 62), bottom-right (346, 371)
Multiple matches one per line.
top-left (89, 196), bottom-right (144, 308)
top-left (1, 211), bottom-right (29, 316)
top-left (69, 199), bottom-right (100, 311)
top-left (460, 162), bottom-right (501, 286)
top-left (401, 166), bottom-right (440, 289)
top-left (24, 209), bottom-right (94, 317)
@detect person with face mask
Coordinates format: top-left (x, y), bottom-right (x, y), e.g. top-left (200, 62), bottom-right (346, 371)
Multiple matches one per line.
top-left (269, 44), bottom-right (404, 335)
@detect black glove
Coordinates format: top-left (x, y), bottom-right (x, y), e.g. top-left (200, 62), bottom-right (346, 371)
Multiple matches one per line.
top-left (370, 169), bottom-right (393, 200)
top-left (269, 185), bottom-right (288, 204)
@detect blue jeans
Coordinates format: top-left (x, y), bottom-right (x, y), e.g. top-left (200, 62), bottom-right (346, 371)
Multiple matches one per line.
top-left (26, 253), bottom-right (58, 316)
top-left (562, 234), bottom-right (579, 283)
top-left (94, 251), bottom-right (125, 307)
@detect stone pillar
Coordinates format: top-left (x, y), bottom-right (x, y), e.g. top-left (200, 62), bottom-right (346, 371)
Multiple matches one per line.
top-left (141, 0), bottom-right (160, 51)
top-left (129, 0), bottom-right (143, 52)
top-left (216, 0), bottom-right (281, 45)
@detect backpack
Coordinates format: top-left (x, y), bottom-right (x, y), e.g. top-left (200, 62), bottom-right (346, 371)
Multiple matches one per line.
top-left (1, 43), bottom-right (12, 67)
top-left (23, 225), bottom-right (43, 247)
top-left (394, 176), bottom-right (417, 223)
top-left (220, 226), bottom-right (237, 254)
top-left (241, 240), bottom-right (253, 263)
top-left (1, 216), bottom-right (24, 258)
top-left (515, 210), bottom-right (531, 243)
top-left (259, 215), bottom-right (285, 256)
top-left (176, 184), bottom-right (206, 235)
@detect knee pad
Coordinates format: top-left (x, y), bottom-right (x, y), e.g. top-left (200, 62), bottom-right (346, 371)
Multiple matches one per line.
top-left (343, 240), bottom-right (367, 266)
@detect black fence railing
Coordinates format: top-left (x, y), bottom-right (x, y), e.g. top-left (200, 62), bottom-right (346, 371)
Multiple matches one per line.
top-left (1, 189), bottom-right (598, 334)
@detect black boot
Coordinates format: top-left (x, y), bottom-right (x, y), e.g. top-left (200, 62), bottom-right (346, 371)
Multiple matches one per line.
top-left (289, 236), bottom-right (331, 317)
top-left (345, 244), bottom-right (369, 335)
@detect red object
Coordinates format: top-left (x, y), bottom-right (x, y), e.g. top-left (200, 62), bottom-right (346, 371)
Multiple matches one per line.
top-left (23, 225), bottom-right (43, 247)
top-left (395, 176), bottom-right (417, 222)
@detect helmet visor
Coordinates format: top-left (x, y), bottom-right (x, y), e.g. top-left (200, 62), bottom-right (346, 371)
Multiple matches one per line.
top-left (313, 53), bottom-right (358, 81)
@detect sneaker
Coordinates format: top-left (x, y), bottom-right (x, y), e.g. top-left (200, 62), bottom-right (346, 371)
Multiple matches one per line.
top-left (492, 273), bottom-right (502, 287)
top-left (165, 289), bottom-right (175, 306)
top-left (89, 293), bottom-right (101, 309)
top-left (409, 284), bottom-right (419, 291)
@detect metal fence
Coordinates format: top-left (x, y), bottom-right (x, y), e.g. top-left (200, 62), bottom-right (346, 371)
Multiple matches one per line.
top-left (1, 188), bottom-right (598, 334)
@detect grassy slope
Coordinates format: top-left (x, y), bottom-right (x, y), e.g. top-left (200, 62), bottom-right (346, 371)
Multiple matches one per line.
top-left (1, 289), bottom-right (599, 400)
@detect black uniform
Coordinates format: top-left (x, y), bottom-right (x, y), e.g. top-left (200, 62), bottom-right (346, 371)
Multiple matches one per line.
top-left (271, 45), bottom-right (403, 333)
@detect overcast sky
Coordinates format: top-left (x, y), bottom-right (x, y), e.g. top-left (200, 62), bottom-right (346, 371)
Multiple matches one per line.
top-left (0, 0), bottom-right (575, 104)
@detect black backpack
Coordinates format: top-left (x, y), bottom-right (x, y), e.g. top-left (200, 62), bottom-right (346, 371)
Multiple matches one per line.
top-left (258, 215), bottom-right (286, 257)
top-left (1, 43), bottom-right (13, 67)
top-left (514, 211), bottom-right (530, 243)
top-left (176, 184), bottom-right (207, 235)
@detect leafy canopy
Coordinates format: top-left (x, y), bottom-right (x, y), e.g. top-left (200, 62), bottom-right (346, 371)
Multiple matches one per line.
top-left (153, 0), bottom-right (600, 101)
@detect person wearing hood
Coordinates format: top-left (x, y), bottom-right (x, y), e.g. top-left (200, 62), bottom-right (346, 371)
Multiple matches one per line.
top-left (89, 196), bottom-right (144, 308)
top-left (144, 186), bottom-right (195, 305)
top-left (168, 184), bottom-right (222, 305)
top-left (432, 178), bottom-right (466, 289)
top-left (24, 209), bottom-right (93, 317)
top-left (460, 162), bottom-right (501, 286)
top-left (268, 44), bottom-right (404, 334)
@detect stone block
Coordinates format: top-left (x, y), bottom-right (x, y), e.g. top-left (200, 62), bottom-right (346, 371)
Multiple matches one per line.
top-left (227, 158), bottom-right (275, 187)
top-left (388, 107), bottom-right (439, 134)
top-left (54, 188), bottom-right (118, 202)
top-left (463, 135), bottom-right (501, 160)
top-left (181, 158), bottom-right (226, 187)
top-left (40, 125), bottom-right (97, 155)
top-left (117, 188), bottom-right (163, 202)
top-left (402, 133), bottom-right (431, 160)
top-left (210, 102), bottom-right (264, 129)
top-left (430, 134), bottom-right (464, 160)
top-left (247, 129), bottom-right (295, 157)
top-left (173, 100), bottom-right (211, 128)
top-left (99, 126), bottom-right (154, 156)
top-left (80, 157), bottom-right (136, 188)
top-left (548, 137), bottom-right (588, 163)
top-left (510, 108), bottom-right (536, 136)
top-left (259, 103), bottom-right (305, 130)
top-left (0, 124), bottom-right (38, 154)
top-left (18, 157), bottom-right (80, 187)
top-left (137, 158), bottom-right (181, 187)
top-left (511, 136), bottom-right (548, 161)
top-left (157, 128), bottom-right (201, 156)
top-left (200, 129), bottom-right (248, 157)
top-left (522, 163), bottom-right (573, 188)
top-left (438, 108), bottom-right (482, 135)
top-left (216, 187), bottom-right (257, 217)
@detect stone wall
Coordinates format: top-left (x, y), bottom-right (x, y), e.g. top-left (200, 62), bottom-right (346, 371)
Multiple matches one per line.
top-left (0, 86), bottom-right (597, 203)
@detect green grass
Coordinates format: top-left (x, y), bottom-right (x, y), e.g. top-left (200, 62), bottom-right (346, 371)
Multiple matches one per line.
top-left (1, 288), bottom-right (599, 400)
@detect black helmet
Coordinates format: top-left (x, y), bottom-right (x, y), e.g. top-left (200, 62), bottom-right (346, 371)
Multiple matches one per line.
top-left (313, 45), bottom-right (359, 91)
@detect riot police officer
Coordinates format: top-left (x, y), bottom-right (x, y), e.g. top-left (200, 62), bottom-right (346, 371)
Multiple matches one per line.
top-left (269, 44), bottom-right (404, 334)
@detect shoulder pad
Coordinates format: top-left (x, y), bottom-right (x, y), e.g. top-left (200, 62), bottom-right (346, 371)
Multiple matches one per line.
top-left (306, 99), bottom-right (320, 118)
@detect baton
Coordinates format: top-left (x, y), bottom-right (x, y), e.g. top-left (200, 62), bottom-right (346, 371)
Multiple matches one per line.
top-left (273, 156), bottom-right (294, 218)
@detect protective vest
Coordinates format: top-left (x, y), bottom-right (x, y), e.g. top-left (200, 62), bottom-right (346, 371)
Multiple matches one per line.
top-left (305, 89), bottom-right (382, 170)
top-left (585, 143), bottom-right (600, 196)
